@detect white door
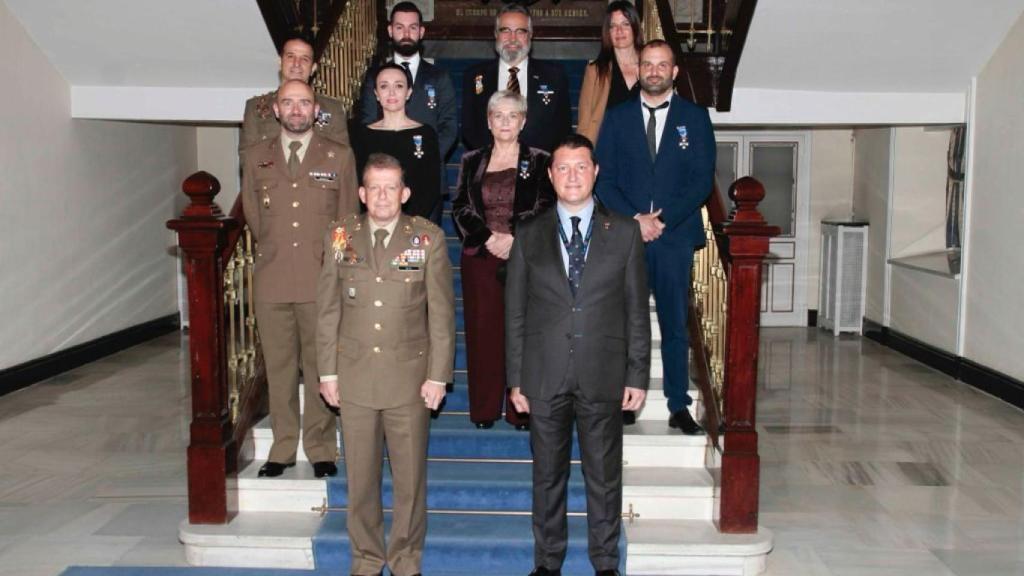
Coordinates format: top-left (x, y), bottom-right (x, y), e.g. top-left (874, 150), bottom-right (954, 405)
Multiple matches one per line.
top-left (714, 132), bottom-right (811, 327)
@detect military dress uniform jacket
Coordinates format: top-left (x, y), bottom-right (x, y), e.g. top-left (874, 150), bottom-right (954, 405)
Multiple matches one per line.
top-left (240, 90), bottom-right (350, 152)
top-left (241, 134), bottom-right (359, 304)
top-left (317, 213), bottom-right (455, 409)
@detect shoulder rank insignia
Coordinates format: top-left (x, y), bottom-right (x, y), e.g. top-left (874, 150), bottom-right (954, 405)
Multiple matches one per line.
top-left (255, 94), bottom-right (273, 119)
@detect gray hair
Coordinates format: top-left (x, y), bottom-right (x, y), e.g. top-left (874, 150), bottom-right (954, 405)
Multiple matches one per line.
top-left (486, 90), bottom-right (528, 116)
top-left (494, 4), bottom-right (532, 35)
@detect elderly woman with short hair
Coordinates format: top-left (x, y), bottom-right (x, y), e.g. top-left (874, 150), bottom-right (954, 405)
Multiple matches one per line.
top-left (453, 90), bottom-right (554, 430)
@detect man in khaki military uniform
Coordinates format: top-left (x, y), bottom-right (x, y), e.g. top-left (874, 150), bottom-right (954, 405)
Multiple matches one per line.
top-left (317, 153), bottom-right (455, 576)
top-left (241, 80), bottom-right (359, 479)
top-left (240, 34), bottom-right (349, 151)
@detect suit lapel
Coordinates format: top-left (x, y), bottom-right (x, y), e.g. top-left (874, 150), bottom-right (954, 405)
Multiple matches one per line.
top-left (654, 95), bottom-right (684, 166)
top-left (627, 98), bottom-right (654, 167)
top-left (540, 210), bottom-right (573, 304)
top-left (572, 204), bottom-right (611, 299)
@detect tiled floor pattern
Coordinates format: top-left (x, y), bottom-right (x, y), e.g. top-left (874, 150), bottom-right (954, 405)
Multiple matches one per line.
top-left (1, 328), bottom-right (1023, 574)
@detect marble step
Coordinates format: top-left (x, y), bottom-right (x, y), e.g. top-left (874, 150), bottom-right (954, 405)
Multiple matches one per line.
top-left (625, 520), bottom-right (774, 576)
top-left (180, 514), bottom-right (772, 575)
top-left (252, 415), bottom-right (708, 468)
top-left (236, 460), bottom-right (715, 521)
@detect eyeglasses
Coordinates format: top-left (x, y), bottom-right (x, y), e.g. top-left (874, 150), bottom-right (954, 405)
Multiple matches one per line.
top-left (497, 27), bottom-right (530, 37)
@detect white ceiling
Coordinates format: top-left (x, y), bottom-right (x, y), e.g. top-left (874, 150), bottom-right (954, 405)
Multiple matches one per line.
top-left (4, 0), bottom-right (1023, 122)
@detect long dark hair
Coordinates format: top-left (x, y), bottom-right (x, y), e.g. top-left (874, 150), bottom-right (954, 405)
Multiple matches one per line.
top-left (594, 1), bottom-right (642, 82)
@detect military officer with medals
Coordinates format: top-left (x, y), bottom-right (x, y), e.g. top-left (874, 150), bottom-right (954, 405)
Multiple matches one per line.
top-left (241, 79), bottom-right (359, 479)
top-left (241, 34), bottom-right (349, 152)
top-left (317, 153), bottom-right (455, 576)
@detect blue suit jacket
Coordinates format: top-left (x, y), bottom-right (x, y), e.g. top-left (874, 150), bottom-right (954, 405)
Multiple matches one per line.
top-left (594, 94), bottom-right (715, 248)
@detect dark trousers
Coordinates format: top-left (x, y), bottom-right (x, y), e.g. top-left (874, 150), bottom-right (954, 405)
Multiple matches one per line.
top-left (529, 391), bottom-right (623, 572)
top-left (461, 250), bottom-right (527, 425)
top-left (647, 240), bottom-right (696, 414)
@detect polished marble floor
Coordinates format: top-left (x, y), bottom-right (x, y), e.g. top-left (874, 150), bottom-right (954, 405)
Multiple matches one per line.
top-left (1, 328), bottom-right (1023, 575)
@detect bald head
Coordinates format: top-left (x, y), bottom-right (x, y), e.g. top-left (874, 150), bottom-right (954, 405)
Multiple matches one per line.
top-left (273, 80), bottom-right (319, 137)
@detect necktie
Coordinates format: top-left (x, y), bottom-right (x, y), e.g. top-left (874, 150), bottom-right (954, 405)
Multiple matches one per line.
top-left (287, 140), bottom-right (302, 179)
top-left (373, 228), bottom-right (389, 270)
top-left (644, 101), bottom-right (669, 161)
top-left (400, 60), bottom-right (412, 81)
top-left (507, 66), bottom-right (520, 94)
top-left (567, 216), bottom-right (585, 297)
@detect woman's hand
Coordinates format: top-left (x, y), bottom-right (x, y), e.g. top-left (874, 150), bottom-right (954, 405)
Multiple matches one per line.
top-left (485, 232), bottom-right (515, 260)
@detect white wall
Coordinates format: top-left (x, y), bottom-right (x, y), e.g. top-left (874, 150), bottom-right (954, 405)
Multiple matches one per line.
top-left (807, 129), bottom-right (855, 307)
top-left (889, 127), bottom-right (950, 256)
top-left (196, 127), bottom-right (241, 212)
top-left (851, 128), bottom-right (891, 324)
top-left (963, 11), bottom-right (1024, 381)
top-left (0, 2), bottom-right (196, 370)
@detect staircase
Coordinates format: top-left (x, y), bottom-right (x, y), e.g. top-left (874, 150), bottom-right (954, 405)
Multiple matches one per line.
top-left (175, 58), bottom-right (770, 576)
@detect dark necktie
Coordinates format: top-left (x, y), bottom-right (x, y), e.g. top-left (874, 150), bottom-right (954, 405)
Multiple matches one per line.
top-left (567, 216), bottom-right (585, 297)
top-left (373, 228), bottom-right (389, 270)
top-left (287, 140), bottom-right (302, 179)
top-left (644, 101), bottom-right (669, 161)
top-left (507, 66), bottom-right (520, 94)
top-left (400, 60), bottom-right (412, 81)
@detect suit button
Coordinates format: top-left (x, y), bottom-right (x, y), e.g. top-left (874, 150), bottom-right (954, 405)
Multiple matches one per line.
top-left (293, 242), bottom-right (299, 247)
top-left (373, 346), bottom-right (381, 353)
top-left (292, 222), bottom-right (300, 228)
top-left (404, 277), bottom-right (411, 283)
top-left (375, 276), bottom-right (383, 283)
top-left (565, 333), bottom-right (572, 340)
top-left (292, 183), bottom-right (298, 188)
top-left (374, 323), bottom-right (382, 331)
top-left (292, 201), bottom-right (300, 208)
top-left (374, 300), bottom-right (383, 307)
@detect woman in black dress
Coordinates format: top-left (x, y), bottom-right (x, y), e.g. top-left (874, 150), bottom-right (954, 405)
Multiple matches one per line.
top-left (353, 63), bottom-right (441, 219)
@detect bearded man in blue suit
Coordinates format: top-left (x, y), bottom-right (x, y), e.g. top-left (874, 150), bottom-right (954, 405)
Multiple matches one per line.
top-left (594, 39), bottom-right (716, 435)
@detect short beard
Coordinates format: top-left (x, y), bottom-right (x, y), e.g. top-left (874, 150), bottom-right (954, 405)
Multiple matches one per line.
top-left (497, 42), bottom-right (528, 65)
top-left (282, 116), bottom-right (314, 134)
top-left (640, 76), bottom-right (672, 96)
top-left (393, 39), bottom-right (420, 58)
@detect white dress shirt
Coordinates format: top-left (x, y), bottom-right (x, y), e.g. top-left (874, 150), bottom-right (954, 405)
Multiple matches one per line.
top-left (498, 58), bottom-right (530, 94)
top-left (639, 93), bottom-right (672, 154)
top-left (393, 52), bottom-right (422, 83)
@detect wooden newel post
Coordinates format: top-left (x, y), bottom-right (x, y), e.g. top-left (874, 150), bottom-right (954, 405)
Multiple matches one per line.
top-left (718, 177), bottom-right (778, 533)
top-left (166, 171), bottom-right (239, 524)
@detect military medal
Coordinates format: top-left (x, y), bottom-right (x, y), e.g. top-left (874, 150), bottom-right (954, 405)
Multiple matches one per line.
top-left (426, 84), bottom-right (437, 109)
top-left (331, 226), bottom-right (348, 263)
top-left (257, 160), bottom-right (274, 169)
top-left (474, 74), bottom-right (484, 95)
top-left (310, 170), bottom-right (337, 182)
top-left (537, 85), bottom-right (554, 105)
top-left (262, 194), bottom-right (271, 209)
top-left (395, 248), bottom-right (426, 270)
top-left (413, 134), bottom-right (424, 159)
top-left (411, 235), bottom-right (422, 247)
top-left (677, 125), bottom-right (689, 149)
top-left (518, 159), bottom-right (531, 179)
top-left (315, 110), bottom-right (332, 128)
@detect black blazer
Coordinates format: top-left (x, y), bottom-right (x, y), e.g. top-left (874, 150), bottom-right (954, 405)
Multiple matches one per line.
top-left (460, 58), bottom-right (572, 153)
top-left (359, 58), bottom-right (458, 159)
top-left (452, 144), bottom-right (554, 249)
top-left (505, 203), bottom-right (651, 403)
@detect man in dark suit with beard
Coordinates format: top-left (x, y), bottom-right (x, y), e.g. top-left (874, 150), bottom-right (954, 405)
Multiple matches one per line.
top-left (506, 134), bottom-right (651, 576)
top-left (460, 4), bottom-right (571, 153)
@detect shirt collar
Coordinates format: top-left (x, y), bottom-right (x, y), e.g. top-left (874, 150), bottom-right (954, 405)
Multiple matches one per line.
top-left (368, 215), bottom-right (400, 246)
top-left (639, 92), bottom-right (672, 112)
top-left (280, 129), bottom-right (313, 156)
top-left (556, 199), bottom-right (595, 234)
top-left (393, 52), bottom-right (421, 71)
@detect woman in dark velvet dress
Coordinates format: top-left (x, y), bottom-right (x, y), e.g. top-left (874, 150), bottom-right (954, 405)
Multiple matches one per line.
top-left (452, 90), bottom-right (554, 430)
top-left (352, 63), bottom-right (441, 219)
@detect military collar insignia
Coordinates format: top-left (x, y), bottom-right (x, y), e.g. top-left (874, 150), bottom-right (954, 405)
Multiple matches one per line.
top-left (327, 150), bottom-right (336, 159)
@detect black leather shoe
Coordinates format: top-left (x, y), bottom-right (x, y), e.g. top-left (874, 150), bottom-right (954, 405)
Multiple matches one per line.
top-left (595, 570), bottom-right (620, 576)
top-left (257, 461), bottom-right (295, 477)
top-left (312, 461), bottom-right (338, 478)
top-left (622, 410), bottom-right (636, 425)
top-left (669, 409), bottom-right (704, 435)
top-left (528, 568), bottom-right (561, 576)
top-left (475, 420), bottom-right (495, 429)
top-left (515, 423), bottom-right (530, 431)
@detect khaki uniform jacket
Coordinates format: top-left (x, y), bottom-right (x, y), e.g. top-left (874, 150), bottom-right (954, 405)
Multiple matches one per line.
top-left (576, 62), bottom-right (611, 146)
top-left (241, 133), bottom-right (359, 303)
top-left (317, 213), bottom-right (455, 410)
top-left (240, 90), bottom-right (350, 151)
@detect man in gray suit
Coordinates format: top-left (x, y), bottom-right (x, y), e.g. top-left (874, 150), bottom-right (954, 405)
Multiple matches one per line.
top-left (506, 134), bottom-right (651, 576)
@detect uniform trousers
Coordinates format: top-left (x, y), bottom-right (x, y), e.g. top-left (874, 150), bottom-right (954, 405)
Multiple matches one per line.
top-left (255, 301), bottom-right (337, 463)
top-left (646, 241), bottom-right (696, 414)
top-left (461, 250), bottom-right (527, 426)
top-left (529, 388), bottom-right (623, 572)
top-left (339, 399), bottom-right (430, 576)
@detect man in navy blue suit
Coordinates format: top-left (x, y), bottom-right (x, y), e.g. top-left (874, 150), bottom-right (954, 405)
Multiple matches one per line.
top-left (594, 39), bottom-right (716, 435)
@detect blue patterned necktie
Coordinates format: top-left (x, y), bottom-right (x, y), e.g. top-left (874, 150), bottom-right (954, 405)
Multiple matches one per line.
top-left (567, 216), bottom-right (585, 296)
